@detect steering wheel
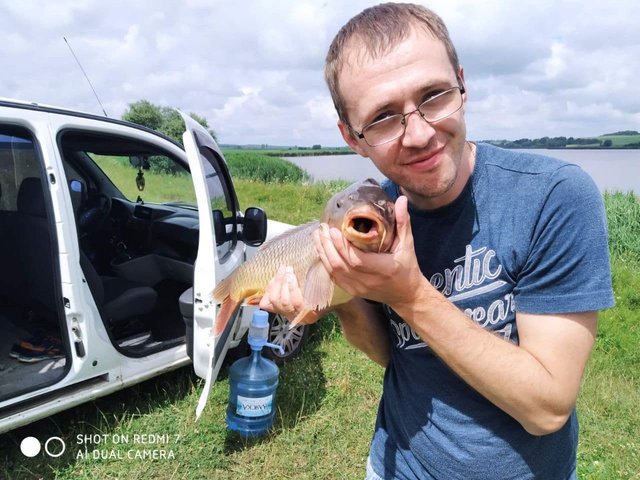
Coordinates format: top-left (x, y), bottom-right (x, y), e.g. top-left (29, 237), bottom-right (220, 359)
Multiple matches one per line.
top-left (78, 193), bottom-right (112, 234)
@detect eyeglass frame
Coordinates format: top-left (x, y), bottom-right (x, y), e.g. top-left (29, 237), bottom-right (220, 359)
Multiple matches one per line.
top-left (348, 79), bottom-right (466, 147)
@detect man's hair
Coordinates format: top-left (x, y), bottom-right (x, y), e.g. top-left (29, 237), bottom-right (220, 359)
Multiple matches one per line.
top-left (324, 2), bottom-right (460, 125)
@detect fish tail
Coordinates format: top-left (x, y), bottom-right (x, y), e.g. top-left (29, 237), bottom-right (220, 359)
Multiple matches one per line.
top-left (212, 276), bottom-right (239, 336)
top-left (214, 297), bottom-right (240, 336)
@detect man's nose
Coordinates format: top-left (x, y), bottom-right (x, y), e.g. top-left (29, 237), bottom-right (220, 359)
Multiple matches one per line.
top-left (400, 110), bottom-right (436, 148)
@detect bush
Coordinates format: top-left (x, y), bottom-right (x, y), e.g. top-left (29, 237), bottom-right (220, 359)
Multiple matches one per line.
top-left (224, 151), bottom-right (309, 183)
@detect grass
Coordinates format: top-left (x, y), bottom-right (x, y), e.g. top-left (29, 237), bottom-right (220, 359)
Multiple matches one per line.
top-left (223, 151), bottom-right (310, 183)
top-left (1, 153), bottom-right (639, 479)
top-left (597, 134), bottom-right (640, 148)
top-left (576, 193), bottom-right (640, 479)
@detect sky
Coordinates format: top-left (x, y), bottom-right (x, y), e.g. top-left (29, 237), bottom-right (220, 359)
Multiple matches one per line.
top-left (1, 0), bottom-right (639, 147)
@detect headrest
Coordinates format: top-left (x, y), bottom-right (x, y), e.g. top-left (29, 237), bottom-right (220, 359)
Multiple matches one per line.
top-left (17, 177), bottom-right (47, 218)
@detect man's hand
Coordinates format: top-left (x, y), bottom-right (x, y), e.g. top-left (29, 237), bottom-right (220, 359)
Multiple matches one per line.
top-left (259, 266), bottom-right (305, 322)
top-left (312, 195), bottom-right (426, 310)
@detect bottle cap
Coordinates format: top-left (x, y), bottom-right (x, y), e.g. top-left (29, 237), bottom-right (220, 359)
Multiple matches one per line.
top-left (251, 309), bottom-right (269, 328)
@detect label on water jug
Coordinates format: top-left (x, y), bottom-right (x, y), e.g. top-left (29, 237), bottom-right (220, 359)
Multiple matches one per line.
top-left (236, 395), bottom-right (273, 417)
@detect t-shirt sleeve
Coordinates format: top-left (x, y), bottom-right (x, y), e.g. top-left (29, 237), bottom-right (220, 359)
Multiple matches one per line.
top-left (513, 164), bottom-right (615, 314)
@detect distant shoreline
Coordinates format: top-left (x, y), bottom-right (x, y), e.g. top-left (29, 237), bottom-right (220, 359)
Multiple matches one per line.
top-left (222, 145), bottom-right (640, 156)
top-left (484, 144), bottom-right (640, 150)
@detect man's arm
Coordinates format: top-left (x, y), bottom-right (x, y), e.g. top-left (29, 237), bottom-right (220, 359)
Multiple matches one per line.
top-left (334, 299), bottom-right (391, 368)
top-left (393, 279), bottom-right (597, 435)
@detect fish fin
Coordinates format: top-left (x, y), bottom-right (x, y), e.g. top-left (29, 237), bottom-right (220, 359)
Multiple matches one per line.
top-left (212, 275), bottom-right (232, 302)
top-left (245, 293), bottom-right (263, 306)
top-left (213, 296), bottom-right (240, 337)
top-left (291, 308), bottom-right (320, 326)
top-left (303, 260), bottom-right (334, 310)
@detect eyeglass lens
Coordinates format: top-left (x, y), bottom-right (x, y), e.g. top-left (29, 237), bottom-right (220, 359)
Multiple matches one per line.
top-left (362, 87), bottom-right (463, 146)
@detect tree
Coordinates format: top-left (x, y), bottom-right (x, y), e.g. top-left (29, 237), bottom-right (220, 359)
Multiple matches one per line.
top-left (122, 100), bottom-right (218, 144)
top-left (123, 100), bottom-right (163, 131)
top-left (122, 100), bottom-right (219, 174)
top-left (602, 139), bottom-right (613, 147)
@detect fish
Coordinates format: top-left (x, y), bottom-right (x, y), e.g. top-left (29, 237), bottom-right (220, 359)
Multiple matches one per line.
top-left (211, 178), bottom-right (396, 335)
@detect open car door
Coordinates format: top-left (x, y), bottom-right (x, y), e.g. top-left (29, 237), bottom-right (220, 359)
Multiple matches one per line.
top-left (180, 112), bottom-right (245, 416)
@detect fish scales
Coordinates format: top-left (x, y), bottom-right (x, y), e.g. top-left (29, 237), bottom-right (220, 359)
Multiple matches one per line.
top-left (228, 221), bottom-right (320, 299)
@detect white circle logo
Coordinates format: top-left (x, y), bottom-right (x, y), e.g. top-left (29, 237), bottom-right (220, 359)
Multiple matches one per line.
top-left (20, 436), bottom-right (41, 457)
top-left (44, 437), bottom-right (66, 458)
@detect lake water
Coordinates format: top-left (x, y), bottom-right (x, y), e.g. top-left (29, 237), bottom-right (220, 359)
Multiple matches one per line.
top-left (286, 148), bottom-right (640, 193)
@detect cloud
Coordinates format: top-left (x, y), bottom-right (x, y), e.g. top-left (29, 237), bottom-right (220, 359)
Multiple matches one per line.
top-left (0, 0), bottom-right (638, 145)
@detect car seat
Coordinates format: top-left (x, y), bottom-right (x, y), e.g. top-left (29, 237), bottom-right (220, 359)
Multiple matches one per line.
top-left (79, 250), bottom-right (157, 328)
top-left (14, 177), bottom-right (58, 319)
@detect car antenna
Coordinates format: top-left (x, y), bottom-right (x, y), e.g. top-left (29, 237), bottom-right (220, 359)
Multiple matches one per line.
top-left (63, 36), bottom-right (108, 117)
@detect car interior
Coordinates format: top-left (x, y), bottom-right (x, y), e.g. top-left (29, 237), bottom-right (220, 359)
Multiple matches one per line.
top-left (0, 124), bottom-right (207, 402)
top-left (60, 130), bottom-right (202, 354)
top-left (0, 126), bottom-right (68, 401)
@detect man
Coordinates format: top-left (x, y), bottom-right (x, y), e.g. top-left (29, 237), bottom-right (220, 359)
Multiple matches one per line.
top-left (260, 3), bottom-right (614, 479)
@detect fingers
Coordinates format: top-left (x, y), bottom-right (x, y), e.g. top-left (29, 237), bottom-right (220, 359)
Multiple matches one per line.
top-left (314, 223), bottom-right (365, 273)
top-left (395, 196), bottom-right (412, 241)
top-left (259, 266), bottom-right (304, 321)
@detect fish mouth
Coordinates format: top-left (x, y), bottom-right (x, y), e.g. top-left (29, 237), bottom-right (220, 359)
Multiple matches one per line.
top-left (342, 207), bottom-right (391, 253)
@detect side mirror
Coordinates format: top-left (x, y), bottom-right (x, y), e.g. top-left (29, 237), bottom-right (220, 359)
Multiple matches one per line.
top-left (212, 209), bottom-right (226, 246)
top-left (242, 207), bottom-right (267, 247)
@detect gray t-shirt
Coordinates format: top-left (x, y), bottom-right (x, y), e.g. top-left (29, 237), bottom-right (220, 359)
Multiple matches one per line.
top-left (369, 143), bottom-right (614, 479)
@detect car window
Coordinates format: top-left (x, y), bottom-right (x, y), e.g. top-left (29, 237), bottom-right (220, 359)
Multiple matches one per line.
top-left (90, 153), bottom-right (197, 206)
top-left (0, 126), bottom-right (41, 212)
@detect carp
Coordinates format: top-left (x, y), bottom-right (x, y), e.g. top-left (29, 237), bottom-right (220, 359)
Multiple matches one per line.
top-left (211, 178), bottom-right (396, 335)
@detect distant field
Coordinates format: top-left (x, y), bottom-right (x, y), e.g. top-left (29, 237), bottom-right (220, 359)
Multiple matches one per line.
top-left (222, 147), bottom-right (355, 157)
top-left (597, 134), bottom-right (640, 147)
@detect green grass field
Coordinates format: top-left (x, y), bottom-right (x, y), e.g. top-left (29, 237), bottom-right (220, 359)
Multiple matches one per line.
top-left (597, 134), bottom-right (640, 148)
top-left (1, 157), bottom-right (639, 479)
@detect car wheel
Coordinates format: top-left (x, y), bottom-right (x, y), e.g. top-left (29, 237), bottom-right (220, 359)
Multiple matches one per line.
top-left (263, 312), bottom-right (310, 363)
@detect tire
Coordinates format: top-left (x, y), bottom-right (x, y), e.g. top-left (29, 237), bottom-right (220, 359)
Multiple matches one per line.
top-left (262, 312), bottom-right (310, 363)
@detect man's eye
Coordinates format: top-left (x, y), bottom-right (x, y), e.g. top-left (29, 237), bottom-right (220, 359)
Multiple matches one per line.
top-left (423, 90), bottom-right (445, 103)
top-left (371, 112), bottom-right (395, 124)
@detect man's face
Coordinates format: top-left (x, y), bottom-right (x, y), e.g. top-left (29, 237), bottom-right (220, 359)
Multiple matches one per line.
top-left (337, 27), bottom-right (473, 210)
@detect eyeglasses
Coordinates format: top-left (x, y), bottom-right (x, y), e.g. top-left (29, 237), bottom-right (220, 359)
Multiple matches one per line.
top-left (350, 84), bottom-right (465, 147)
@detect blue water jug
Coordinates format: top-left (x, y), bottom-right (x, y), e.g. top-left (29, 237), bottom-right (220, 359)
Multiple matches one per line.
top-left (226, 309), bottom-right (284, 437)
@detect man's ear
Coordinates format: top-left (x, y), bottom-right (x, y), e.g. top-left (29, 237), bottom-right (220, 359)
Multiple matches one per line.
top-left (458, 65), bottom-right (465, 84)
top-left (338, 120), bottom-right (369, 158)
top-left (458, 66), bottom-right (467, 101)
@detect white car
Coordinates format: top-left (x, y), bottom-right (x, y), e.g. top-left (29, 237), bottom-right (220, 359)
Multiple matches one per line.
top-left (0, 98), bottom-right (308, 434)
